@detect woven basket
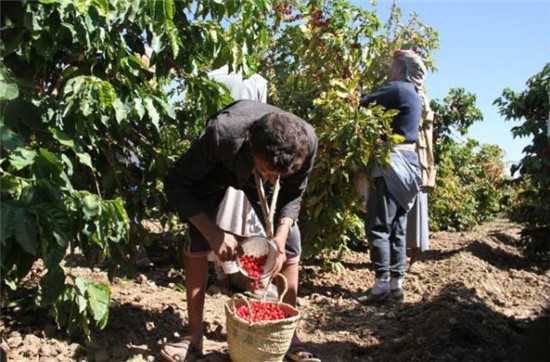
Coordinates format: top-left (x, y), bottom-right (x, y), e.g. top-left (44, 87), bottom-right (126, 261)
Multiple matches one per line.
top-left (225, 274), bottom-right (300, 362)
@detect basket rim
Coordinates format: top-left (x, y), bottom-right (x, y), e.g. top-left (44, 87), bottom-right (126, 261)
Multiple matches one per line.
top-left (225, 300), bottom-right (301, 326)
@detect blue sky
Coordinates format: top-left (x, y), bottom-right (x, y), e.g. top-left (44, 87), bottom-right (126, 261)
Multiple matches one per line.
top-left (352, 0), bottom-right (549, 164)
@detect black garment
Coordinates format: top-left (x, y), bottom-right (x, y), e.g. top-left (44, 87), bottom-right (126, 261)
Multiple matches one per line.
top-left (360, 80), bottom-right (421, 143)
top-left (165, 100), bottom-right (317, 223)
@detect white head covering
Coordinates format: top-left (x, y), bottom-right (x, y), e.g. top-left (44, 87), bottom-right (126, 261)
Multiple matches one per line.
top-left (393, 49), bottom-right (427, 91)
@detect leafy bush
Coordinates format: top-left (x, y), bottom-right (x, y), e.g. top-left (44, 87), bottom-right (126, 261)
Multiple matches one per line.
top-left (1, 0), bottom-right (272, 338)
top-left (263, 0), bottom-right (438, 260)
top-left (429, 139), bottom-right (505, 231)
top-left (494, 63), bottom-right (550, 260)
top-left (428, 88), bottom-right (505, 231)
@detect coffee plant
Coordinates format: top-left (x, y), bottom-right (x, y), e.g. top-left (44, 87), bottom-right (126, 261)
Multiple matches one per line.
top-left (495, 63), bottom-right (550, 260)
top-left (429, 88), bottom-right (505, 231)
top-left (263, 0), bottom-right (438, 259)
top-left (1, 0), bottom-right (272, 338)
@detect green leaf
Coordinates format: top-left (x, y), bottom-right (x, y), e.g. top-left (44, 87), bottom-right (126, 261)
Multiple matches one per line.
top-left (112, 98), bottom-right (127, 124)
top-left (61, 154), bottom-right (74, 176)
top-left (154, 96), bottom-right (175, 120)
top-left (76, 294), bottom-right (88, 313)
top-left (50, 128), bottom-right (75, 148)
top-left (92, 0), bottom-right (109, 17)
top-left (50, 129), bottom-right (95, 170)
top-left (0, 121), bottom-right (24, 151)
top-left (151, 32), bottom-right (162, 53)
top-left (0, 65), bottom-right (19, 101)
top-left (4, 279), bottom-right (17, 291)
top-left (15, 211), bottom-right (38, 254)
top-left (164, 0), bottom-right (174, 19)
top-left (9, 148), bottom-right (37, 171)
top-left (165, 20), bottom-right (180, 58)
top-left (144, 97), bottom-right (159, 130)
top-left (74, 0), bottom-right (92, 14)
top-left (76, 151), bottom-right (94, 170)
top-left (82, 194), bottom-right (100, 219)
top-left (86, 282), bottom-right (111, 329)
top-left (134, 98), bottom-right (145, 119)
top-left (35, 148), bottom-right (64, 179)
top-left (40, 266), bottom-right (66, 306)
top-left (75, 277), bottom-right (88, 294)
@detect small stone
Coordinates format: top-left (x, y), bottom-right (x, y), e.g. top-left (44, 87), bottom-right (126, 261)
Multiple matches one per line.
top-left (136, 274), bottom-right (148, 284)
top-left (146, 355), bottom-right (155, 362)
top-left (311, 293), bottom-right (322, 302)
top-left (10, 331), bottom-right (22, 339)
top-left (23, 334), bottom-right (41, 345)
top-left (39, 344), bottom-right (53, 356)
top-left (168, 282), bottom-right (175, 288)
top-left (7, 334), bottom-right (23, 348)
top-left (173, 332), bottom-right (180, 338)
top-left (145, 321), bottom-right (155, 332)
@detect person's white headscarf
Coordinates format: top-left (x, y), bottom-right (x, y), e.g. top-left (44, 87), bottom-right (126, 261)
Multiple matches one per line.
top-left (393, 49), bottom-right (434, 121)
top-left (394, 50), bottom-right (426, 89)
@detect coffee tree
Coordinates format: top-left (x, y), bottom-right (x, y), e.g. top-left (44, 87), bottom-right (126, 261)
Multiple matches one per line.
top-left (1, 0), bottom-right (272, 338)
top-left (429, 139), bottom-right (505, 231)
top-left (429, 88), bottom-right (505, 231)
top-left (495, 63), bottom-right (550, 260)
top-left (263, 0), bottom-right (438, 259)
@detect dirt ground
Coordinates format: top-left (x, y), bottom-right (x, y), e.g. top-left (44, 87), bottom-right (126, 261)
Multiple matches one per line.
top-left (2, 218), bottom-right (549, 362)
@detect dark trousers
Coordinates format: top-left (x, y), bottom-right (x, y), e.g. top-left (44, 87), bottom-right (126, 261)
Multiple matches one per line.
top-left (366, 177), bottom-right (407, 279)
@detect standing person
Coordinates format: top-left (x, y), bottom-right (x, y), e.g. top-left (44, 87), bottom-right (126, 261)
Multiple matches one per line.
top-left (161, 100), bottom-right (320, 362)
top-left (396, 50), bottom-right (436, 267)
top-left (358, 50), bottom-right (423, 304)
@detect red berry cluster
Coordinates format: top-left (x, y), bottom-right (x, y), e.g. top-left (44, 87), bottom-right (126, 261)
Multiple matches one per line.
top-left (239, 255), bottom-right (267, 279)
top-left (236, 302), bottom-right (288, 322)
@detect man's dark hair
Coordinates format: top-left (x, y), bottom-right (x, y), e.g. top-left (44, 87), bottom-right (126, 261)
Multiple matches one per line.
top-left (249, 112), bottom-right (310, 175)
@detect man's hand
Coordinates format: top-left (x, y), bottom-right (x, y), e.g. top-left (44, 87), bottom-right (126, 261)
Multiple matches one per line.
top-left (272, 250), bottom-right (287, 275)
top-left (271, 236), bottom-right (287, 275)
top-left (212, 232), bottom-right (239, 262)
top-left (189, 213), bottom-right (241, 262)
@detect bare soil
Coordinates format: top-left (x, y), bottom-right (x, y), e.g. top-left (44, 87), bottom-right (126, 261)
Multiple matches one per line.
top-left (2, 218), bottom-right (549, 362)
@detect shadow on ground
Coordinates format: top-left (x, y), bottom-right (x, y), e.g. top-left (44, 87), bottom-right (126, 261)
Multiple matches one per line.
top-left (466, 240), bottom-right (547, 274)
top-left (305, 283), bottom-right (547, 362)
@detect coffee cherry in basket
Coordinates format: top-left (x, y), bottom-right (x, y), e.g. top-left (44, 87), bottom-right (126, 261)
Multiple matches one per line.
top-left (236, 302), bottom-right (288, 321)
